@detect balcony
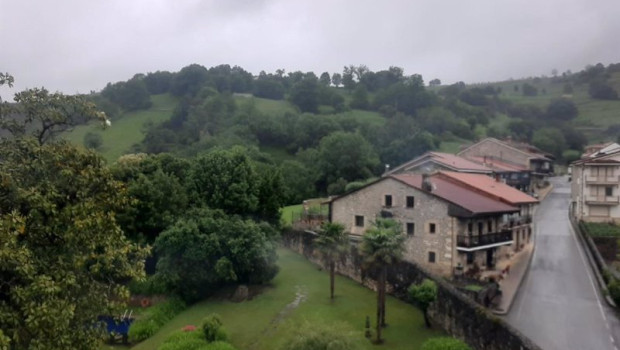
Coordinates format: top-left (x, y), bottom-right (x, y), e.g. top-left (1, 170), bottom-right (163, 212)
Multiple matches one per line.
top-left (457, 230), bottom-right (513, 251)
top-left (585, 196), bottom-right (620, 205)
top-left (585, 176), bottom-right (620, 185)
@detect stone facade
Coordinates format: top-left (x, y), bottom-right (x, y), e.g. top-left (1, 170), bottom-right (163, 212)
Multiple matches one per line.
top-left (330, 177), bottom-right (516, 276)
top-left (331, 177), bottom-right (455, 275)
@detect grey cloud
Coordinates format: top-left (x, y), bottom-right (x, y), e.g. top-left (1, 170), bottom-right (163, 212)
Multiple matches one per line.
top-left (1, 0), bottom-right (619, 100)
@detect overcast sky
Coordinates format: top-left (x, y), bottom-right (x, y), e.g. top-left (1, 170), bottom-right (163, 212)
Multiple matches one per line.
top-left (1, 0), bottom-right (619, 99)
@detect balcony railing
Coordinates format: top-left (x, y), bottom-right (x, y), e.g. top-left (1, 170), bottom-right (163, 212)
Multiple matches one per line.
top-left (585, 196), bottom-right (620, 205)
top-left (457, 230), bottom-right (513, 249)
top-left (585, 176), bottom-right (620, 185)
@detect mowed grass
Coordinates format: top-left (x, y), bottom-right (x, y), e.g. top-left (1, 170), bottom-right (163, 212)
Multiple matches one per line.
top-left (131, 248), bottom-right (442, 350)
top-left (233, 95), bottom-right (297, 115)
top-left (63, 94), bottom-right (178, 163)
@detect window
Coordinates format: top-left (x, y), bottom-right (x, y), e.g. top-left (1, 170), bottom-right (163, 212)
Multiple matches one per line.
top-left (606, 186), bottom-right (613, 197)
top-left (406, 222), bottom-right (415, 235)
top-left (384, 194), bottom-right (392, 207)
top-left (428, 251), bottom-right (436, 263)
top-left (406, 196), bottom-right (415, 208)
top-left (429, 223), bottom-right (436, 234)
top-left (467, 222), bottom-right (473, 234)
top-left (355, 215), bottom-right (364, 227)
top-left (487, 221), bottom-right (493, 232)
top-left (466, 252), bottom-right (474, 264)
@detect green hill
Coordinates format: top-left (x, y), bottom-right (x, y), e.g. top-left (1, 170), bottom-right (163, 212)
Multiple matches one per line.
top-left (478, 71), bottom-right (620, 142)
top-left (63, 93), bottom-right (178, 162)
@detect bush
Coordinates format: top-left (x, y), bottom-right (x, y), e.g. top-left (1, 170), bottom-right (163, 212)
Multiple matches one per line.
top-left (279, 321), bottom-right (359, 350)
top-left (202, 314), bottom-right (227, 342)
top-left (421, 337), bottom-right (472, 350)
top-left (158, 331), bottom-right (207, 350)
top-left (129, 297), bottom-right (187, 343)
top-left (607, 278), bottom-right (620, 305)
top-left (128, 276), bottom-right (167, 296)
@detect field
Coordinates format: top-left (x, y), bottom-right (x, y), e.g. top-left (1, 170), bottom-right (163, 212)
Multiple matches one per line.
top-left (63, 94), bottom-right (178, 163)
top-left (130, 248), bottom-right (443, 350)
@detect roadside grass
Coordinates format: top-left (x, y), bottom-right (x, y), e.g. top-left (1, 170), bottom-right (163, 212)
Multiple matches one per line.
top-left (63, 94), bottom-right (177, 163)
top-left (131, 248), bottom-right (443, 350)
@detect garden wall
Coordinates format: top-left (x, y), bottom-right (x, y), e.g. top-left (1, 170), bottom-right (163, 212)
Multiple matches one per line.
top-left (281, 229), bottom-right (542, 350)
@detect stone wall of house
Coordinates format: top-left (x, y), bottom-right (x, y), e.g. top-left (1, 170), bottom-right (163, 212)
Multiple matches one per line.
top-left (281, 229), bottom-right (542, 350)
top-left (459, 139), bottom-right (530, 168)
top-left (331, 177), bottom-right (455, 276)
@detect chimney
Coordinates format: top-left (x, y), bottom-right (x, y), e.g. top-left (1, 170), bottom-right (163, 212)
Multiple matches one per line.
top-left (422, 173), bottom-right (433, 192)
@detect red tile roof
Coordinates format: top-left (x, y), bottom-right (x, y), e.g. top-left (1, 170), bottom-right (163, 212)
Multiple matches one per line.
top-left (437, 171), bottom-right (538, 204)
top-left (390, 174), bottom-right (519, 215)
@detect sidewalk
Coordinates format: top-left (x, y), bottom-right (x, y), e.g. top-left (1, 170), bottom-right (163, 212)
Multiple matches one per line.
top-left (492, 243), bottom-right (534, 315)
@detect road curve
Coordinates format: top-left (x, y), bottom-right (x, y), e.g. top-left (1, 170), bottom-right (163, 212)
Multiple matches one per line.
top-left (506, 176), bottom-right (620, 350)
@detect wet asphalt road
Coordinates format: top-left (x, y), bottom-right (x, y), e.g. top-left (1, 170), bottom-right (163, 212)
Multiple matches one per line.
top-left (506, 176), bottom-right (620, 350)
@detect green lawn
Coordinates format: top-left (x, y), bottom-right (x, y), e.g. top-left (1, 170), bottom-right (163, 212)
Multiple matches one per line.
top-left (332, 109), bottom-right (385, 127)
top-left (233, 95), bottom-right (297, 115)
top-left (131, 248), bottom-right (442, 350)
top-left (63, 94), bottom-right (178, 163)
top-left (280, 204), bottom-right (302, 226)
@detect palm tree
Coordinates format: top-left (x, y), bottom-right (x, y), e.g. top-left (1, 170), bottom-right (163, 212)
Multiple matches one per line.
top-left (315, 222), bottom-right (349, 300)
top-left (361, 218), bottom-right (405, 344)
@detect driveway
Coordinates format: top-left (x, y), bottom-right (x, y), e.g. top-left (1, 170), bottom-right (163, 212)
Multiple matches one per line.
top-left (506, 176), bottom-right (620, 350)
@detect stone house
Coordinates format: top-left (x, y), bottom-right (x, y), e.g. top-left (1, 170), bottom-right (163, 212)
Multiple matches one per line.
top-left (385, 151), bottom-right (493, 175)
top-left (433, 171), bottom-right (538, 252)
top-left (458, 138), bottom-right (554, 192)
top-left (571, 143), bottom-right (620, 222)
top-left (329, 172), bottom-right (522, 277)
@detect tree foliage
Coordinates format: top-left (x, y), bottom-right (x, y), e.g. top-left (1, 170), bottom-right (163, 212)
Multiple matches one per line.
top-left (315, 222), bottom-right (349, 299)
top-left (408, 279), bottom-right (438, 328)
top-left (318, 131), bottom-right (380, 185)
top-left (361, 218), bottom-right (405, 343)
top-left (0, 139), bottom-right (147, 349)
top-left (154, 208), bottom-right (278, 302)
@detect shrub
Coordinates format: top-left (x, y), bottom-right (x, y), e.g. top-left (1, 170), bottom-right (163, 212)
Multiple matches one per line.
top-left (279, 321), bottom-right (359, 350)
top-left (607, 278), bottom-right (620, 305)
top-left (128, 275), bottom-right (167, 295)
top-left (202, 314), bottom-right (227, 342)
top-left (421, 337), bottom-right (472, 350)
top-left (129, 297), bottom-right (187, 343)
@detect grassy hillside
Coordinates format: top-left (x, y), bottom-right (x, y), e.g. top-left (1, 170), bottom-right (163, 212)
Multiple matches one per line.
top-left (63, 94), bottom-right (178, 162)
top-left (478, 71), bottom-right (620, 142)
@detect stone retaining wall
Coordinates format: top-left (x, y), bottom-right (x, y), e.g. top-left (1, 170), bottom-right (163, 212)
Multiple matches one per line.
top-left (281, 229), bottom-right (542, 350)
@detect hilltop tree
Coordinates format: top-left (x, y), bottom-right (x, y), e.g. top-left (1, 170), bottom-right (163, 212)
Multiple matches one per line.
top-left (318, 131), bottom-right (380, 185)
top-left (331, 73), bottom-right (342, 87)
top-left (319, 72), bottom-right (331, 86)
top-left (315, 222), bottom-right (349, 300)
top-left (289, 75), bottom-right (320, 113)
top-left (362, 218), bottom-right (405, 343)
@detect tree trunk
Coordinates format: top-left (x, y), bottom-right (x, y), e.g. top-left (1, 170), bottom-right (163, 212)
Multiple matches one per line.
top-left (375, 279), bottom-right (382, 344)
top-left (380, 266), bottom-right (387, 328)
top-left (423, 309), bottom-right (431, 328)
top-left (329, 261), bottom-right (335, 300)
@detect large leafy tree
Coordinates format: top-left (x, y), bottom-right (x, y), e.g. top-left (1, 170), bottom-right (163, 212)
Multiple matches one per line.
top-left (154, 208), bottom-right (279, 302)
top-left (190, 146), bottom-right (259, 215)
top-left (318, 131), bottom-right (380, 185)
top-left (0, 77), bottom-right (147, 349)
top-left (0, 140), bottom-right (148, 349)
top-left (315, 222), bottom-right (349, 300)
top-left (361, 218), bottom-right (405, 344)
